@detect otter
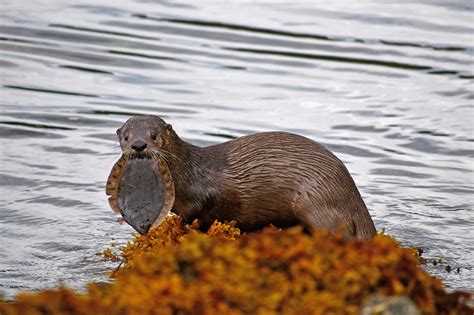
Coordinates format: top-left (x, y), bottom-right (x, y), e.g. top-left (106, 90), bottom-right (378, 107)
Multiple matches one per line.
top-left (106, 115), bottom-right (376, 239)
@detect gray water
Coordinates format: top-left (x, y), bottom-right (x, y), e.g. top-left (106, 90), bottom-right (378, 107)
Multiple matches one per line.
top-left (0, 0), bottom-right (473, 298)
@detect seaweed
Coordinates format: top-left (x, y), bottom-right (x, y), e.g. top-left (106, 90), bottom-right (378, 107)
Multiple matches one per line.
top-left (1, 216), bottom-right (472, 315)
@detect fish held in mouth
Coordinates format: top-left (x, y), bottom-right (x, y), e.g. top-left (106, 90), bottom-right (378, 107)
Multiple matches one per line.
top-left (106, 156), bottom-right (175, 234)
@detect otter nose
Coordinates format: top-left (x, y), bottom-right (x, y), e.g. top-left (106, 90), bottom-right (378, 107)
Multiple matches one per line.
top-left (131, 140), bottom-right (147, 152)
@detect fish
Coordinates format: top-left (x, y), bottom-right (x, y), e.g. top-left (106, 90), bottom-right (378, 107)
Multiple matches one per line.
top-left (106, 156), bottom-right (175, 234)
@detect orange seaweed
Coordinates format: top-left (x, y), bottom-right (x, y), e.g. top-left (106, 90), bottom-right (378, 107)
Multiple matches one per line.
top-left (1, 216), bottom-right (471, 315)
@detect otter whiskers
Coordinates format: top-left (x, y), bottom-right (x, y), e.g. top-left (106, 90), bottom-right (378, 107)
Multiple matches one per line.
top-left (123, 148), bottom-right (178, 164)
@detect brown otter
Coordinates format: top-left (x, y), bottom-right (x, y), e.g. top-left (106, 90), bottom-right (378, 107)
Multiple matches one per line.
top-left (107, 115), bottom-right (376, 239)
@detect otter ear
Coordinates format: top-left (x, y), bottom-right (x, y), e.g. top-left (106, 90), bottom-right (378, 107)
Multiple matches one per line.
top-left (116, 128), bottom-right (121, 136)
top-left (165, 124), bottom-right (172, 132)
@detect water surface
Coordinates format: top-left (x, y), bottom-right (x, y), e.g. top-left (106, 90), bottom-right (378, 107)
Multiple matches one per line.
top-left (1, 0), bottom-right (473, 297)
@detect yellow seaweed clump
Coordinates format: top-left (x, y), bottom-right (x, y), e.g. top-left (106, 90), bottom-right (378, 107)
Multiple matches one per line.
top-left (1, 216), bottom-right (472, 315)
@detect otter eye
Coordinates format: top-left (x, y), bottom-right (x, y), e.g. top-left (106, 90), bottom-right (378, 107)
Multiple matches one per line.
top-left (151, 134), bottom-right (157, 141)
top-left (124, 136), bottom-right (129, 141)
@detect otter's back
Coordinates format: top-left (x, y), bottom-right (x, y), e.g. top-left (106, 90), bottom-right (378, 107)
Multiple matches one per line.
top-left (223, 132), bottom-right (351, 193)
top-left (219, 132), bottom-right (374, 235)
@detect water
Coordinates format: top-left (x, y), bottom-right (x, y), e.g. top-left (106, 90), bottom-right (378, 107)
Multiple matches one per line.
top-left (0, 0), bottom-right (473, 298)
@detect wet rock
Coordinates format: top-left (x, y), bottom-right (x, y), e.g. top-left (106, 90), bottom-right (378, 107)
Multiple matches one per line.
top-left (362, 295), bottom-right (421, 315)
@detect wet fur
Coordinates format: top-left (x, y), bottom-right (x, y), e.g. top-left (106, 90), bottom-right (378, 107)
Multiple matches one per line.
top-left (117, 115), bottom-right (376, 239)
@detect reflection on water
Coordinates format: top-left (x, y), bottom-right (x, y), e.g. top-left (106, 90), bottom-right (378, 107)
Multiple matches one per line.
top-left (0, 0), bottom-right (473, 297)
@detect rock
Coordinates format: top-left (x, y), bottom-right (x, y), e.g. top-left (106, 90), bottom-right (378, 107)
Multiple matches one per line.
top-left (361, 295), bottom-right (421, 315)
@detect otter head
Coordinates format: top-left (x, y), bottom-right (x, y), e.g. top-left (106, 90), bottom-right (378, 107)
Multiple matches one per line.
top-left (116, 115), bottom-right (174, 159)
top-left (107, 115), bottom-right (176, 235)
